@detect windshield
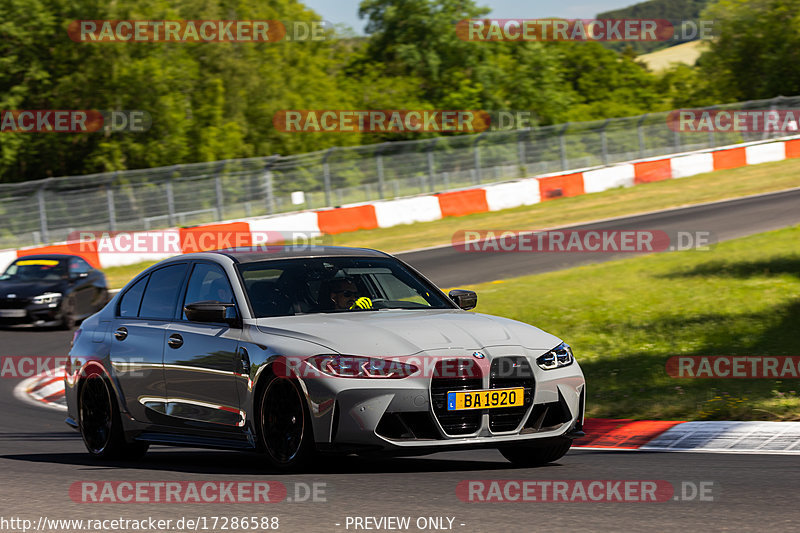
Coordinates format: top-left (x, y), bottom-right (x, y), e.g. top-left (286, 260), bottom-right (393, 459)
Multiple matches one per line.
top-left (0, 259), bottom-right (67, 281)
top-left (237, 256), bottom-right (453, 317)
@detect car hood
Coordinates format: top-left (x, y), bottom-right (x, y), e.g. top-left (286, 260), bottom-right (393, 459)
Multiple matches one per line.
top-left (0, 279), bottom-right (65, 299)
top-left (254, 309), bottom-right (561, 356)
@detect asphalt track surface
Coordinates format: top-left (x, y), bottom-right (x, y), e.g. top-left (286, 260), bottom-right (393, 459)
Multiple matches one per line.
top-left (2, 189), bottom-right (800, 532)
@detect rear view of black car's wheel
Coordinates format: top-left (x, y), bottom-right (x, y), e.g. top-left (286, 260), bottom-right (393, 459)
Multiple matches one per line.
top-left (78, 370), bottom-right (148, 459)
top-left (498, 439), bottom-right (572, 467)
top-left (257, 374), bottom-right (315, 471)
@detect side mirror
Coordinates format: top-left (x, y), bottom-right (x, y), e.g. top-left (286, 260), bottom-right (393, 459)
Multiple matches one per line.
top-left (184, 300), bottom-right (238, 326)
top-left (448, 289), bottom-right (477, 310)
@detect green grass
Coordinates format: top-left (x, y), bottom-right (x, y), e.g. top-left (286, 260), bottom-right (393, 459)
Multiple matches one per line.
top-left (458, 225), bottom-right (800, 421)
top-left (104, 261), bottom-right (161, 290)
top-left (103, 158), bottom-right (800, 289)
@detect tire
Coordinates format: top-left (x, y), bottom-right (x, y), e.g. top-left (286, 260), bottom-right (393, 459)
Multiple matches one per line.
top-left (78, 370), bottom-right (148, 460)
top-left (498, 439), bottom-right (572, 467)
top-left (58, 298), bottom-right (76, 330)
top-left (257, 374), bottom-right (315, 471)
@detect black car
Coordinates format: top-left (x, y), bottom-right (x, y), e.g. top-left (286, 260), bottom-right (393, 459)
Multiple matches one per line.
top-left (0, 254), bottom-right (109, 329)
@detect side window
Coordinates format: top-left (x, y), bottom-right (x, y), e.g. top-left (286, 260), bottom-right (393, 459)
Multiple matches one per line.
top-left (182, 263), bottom-right (235, 320)
top-left (138, 264), bottom-right (188, 320)
top-left (373, 272), bottom-right (426, 304)
top-left (69, 257), bottom-right (91, 276)
top-left (118, 275), bottom-right (148, 317)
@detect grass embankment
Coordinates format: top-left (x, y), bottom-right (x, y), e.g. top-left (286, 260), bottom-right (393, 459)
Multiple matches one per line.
top-left (637, 40), bottom-right (707, 72)
top-left (462, 225), bottom-right (800, 421)
top-left (103, 158), bottom-right (800, 289)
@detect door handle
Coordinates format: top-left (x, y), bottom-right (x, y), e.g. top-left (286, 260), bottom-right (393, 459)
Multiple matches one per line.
top-left (167, 333), bottom-right (183, 349)
top-left (238, 347), bottom-right (251, 375)
top-left (114, 327), bottom-right (128, 341)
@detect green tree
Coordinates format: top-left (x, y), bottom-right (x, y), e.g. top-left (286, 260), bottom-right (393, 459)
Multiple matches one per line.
top-left (698, 0), bottom-right (800, 101)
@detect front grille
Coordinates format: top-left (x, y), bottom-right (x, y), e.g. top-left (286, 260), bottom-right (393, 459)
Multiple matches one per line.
top-left (489, 356), bottom-right (535, 432)
top-left (0, 299), bottom-right (27, 309)
top-left (430, 359), bottom-right (482, 436)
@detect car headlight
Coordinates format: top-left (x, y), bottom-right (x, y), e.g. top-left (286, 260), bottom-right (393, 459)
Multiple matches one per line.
top-left (31, 292), bottom-right (62, 305)
top-left (536, 342), bottom-right (574, 370)
top-left (305, 355), bottom-right (418, 379)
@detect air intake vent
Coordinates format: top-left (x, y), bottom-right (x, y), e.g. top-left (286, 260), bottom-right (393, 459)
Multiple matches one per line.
top-left (489, 356), bottom-right (535, 432)
top-left (522, 389), bottom-right (573, 433)
top-left (430, 359), bottom-right (482, 436)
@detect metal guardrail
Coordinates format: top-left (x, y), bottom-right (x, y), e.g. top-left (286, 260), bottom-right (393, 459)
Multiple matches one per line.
top-left (1, 95), bottom-right (799, 249)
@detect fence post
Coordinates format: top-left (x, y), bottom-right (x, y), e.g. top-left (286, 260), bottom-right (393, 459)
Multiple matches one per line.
top-left (106, 180), bottom-right (116, 232)
top-left (473, 133), bottom-right (486, 184)
top-left (427, 137), bottom-right (438, 192)
top-left (36, 186), bottom-right (49, 244)
top-left (600, 118), bottom-right (611, 165)
top-left (766, 100), bottom-right (778, 140)
top-left (322, 147), bottom-right (335, 207)
top-left (637, 114), bottom-right (648, 159)
top-left (264, 156), bottom-right (277, 215)
top-left (166, 176), bottom-right (176, 227)
top-left (704, 103), bottom-right (718, 148)
top-left (375, 144), bottom-right (387, 199)
top-left (214, 161), bottom-right (226, 221)
top-left (517, 128), bottom-right (529, 177)
top-left (559, 123), bottom-right (570, 170)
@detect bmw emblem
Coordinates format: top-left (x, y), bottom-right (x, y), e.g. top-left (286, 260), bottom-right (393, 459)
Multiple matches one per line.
top-left (472, 351), bottom-right (486, 359)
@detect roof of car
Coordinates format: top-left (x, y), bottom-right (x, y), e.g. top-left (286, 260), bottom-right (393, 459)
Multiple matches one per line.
top-left (209, 245), bottom-right (391, 263)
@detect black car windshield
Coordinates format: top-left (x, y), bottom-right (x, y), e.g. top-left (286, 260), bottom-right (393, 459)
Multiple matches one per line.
top-left (0, 258), bottom-right (67, 281)
top-left (237, 256), bottom-right (453, 317)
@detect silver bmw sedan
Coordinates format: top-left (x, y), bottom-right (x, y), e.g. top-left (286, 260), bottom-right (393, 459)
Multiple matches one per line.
top-left (66, 246), bottom-right (585, 470)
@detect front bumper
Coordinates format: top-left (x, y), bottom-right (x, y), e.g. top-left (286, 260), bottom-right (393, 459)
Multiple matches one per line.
top-left (301, 349), bottom-right (585, 453)
top-left (0, 301), bottom-right (63, 326)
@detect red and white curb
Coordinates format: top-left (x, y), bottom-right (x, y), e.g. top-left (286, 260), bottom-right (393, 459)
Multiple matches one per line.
top-left (13, 374), bottom-right (800, 454)
top-left (14, 367), bottom-right (67, 411)
top-left (640, 421), bottom-right (800, 454)
top-left (574, 418), bottom-right (800, 454)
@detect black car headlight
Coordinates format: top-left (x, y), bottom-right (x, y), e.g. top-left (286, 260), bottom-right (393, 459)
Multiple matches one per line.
top-left (536, 342), bottom-right (574, 370)
top-left (31, 292), bottom-right (62, 305)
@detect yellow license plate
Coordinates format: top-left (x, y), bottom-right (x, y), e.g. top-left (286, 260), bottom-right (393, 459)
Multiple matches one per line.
top-left (447, 387), bottom-right (525, 411)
